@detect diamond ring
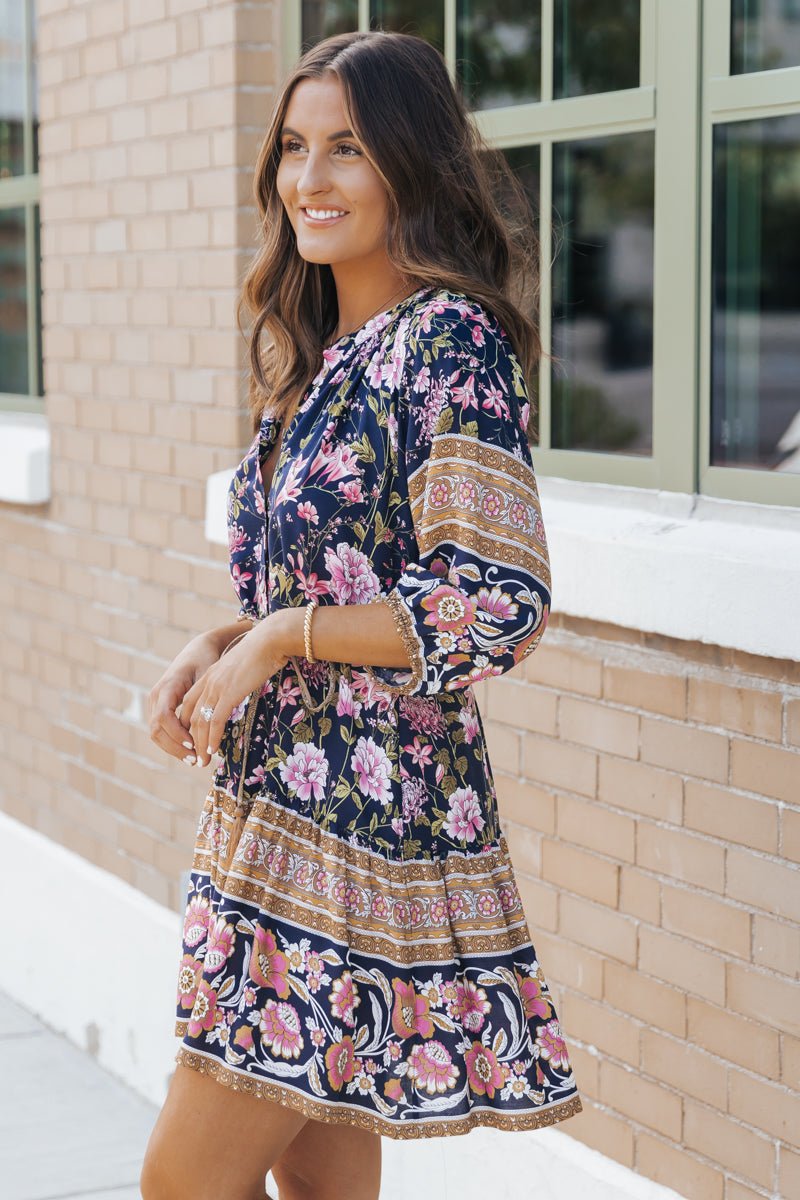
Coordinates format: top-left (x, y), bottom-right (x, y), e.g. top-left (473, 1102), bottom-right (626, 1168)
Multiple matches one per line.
top-left (200, 704), bottom-right (215, 722)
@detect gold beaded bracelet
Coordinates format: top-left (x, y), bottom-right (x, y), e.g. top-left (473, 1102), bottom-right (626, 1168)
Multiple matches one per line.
top-left (303, 598), bottom-right (318, 663)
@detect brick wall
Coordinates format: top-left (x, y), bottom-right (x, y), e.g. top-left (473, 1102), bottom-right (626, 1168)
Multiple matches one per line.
top-left (2, 5), bottom-right (798, 1199)
top-left (480, 613), bottom-right (800, 1200)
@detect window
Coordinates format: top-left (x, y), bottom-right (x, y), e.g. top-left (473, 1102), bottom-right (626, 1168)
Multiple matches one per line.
top-left (287, 1), bottom-right (800, 506)
top-left (0, 0), bottom-right (42, 413)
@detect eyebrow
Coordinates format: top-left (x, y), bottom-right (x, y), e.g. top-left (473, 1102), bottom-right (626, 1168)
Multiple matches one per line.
top-left (280, 126), bottom-right (355, 141)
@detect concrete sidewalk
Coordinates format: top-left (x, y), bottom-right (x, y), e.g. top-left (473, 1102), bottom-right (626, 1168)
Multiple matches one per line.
top-left (0, 988), bottom-right (157, 1200)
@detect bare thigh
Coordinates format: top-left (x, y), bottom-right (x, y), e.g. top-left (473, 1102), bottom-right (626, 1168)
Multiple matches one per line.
top-left (140, 1062), bottom-right (309, 1200)
top-left (272, 1116), bottom-right (382, 1200)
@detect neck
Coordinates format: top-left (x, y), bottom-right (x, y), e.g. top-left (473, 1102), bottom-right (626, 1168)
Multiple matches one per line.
top-left (329, 252), bottom-right (415, 339)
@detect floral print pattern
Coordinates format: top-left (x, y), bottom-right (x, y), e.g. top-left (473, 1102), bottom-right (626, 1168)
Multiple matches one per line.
top-left (174, 287), bottom-right (581, 1137)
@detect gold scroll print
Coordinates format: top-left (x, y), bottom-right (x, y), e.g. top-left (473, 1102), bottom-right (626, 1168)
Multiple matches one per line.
top-left (407, 433), bottom-right (551, 595)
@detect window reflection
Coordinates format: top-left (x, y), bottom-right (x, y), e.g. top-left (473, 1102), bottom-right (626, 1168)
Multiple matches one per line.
top-left (711, 114), bottom-right (800, 473)
top-left (0, 0), bottom-right (27, 179)
top-left (502, 145), bottom-right (541, 444)
top-left (301, 1), bottom-right (359, 49)
top-left (731, 0), bottom-right (800, 75)
top-left (0, 205), bottom-right (30, 394)
top-left (369, 1), bottom-right (444, 50)
top-left (456, 2), bottom-right (541, 111)
top-left (553, 0), bottom-right (640, 100)
top-left (551, 133), bottom-right (654, 455)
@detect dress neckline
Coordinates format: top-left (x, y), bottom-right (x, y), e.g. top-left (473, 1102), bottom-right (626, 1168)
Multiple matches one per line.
top-left (322, 285), bottom-right (434, 350)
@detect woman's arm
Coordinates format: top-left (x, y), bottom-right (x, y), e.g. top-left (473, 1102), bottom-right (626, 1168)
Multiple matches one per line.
top-left (202, 617), bottom-right (255, 657)
top-left (269, 600), bottom-right (412, 673)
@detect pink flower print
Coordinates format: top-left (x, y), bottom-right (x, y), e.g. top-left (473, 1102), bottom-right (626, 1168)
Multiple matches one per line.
top-left (311, 440), bottom-right (361, 487)
top-left (278, 742), bottom-right (329, 805)
top-left (248, 924), bottom-right (291, 998)
top-left (512, 604), bottom-right (549, 666)
top-left (176, 954), bottom-right (202, 1011)
top-left (324, 542), bottom-right (380, 605)
top-left (183, 895), bottom-right (211, 948)
top-left (407, 1040), bottom-right (459, 1095)
top-left (536, 1019), bottom-right (570, 1071)
top-left (481, 488), bottom-right (504, 521)
top-left (326, 1035), bottom-right (357, 1091)
top-left (420, 584), bottom-right (476, 637)
top-left (520, 400), bottom-right (530, 432)
top-left (338, 479), bottom-right (364, 503)
top-left (449, 371), bottom-right (478, 412)
top-left (404, 736), bottom-right (434, 769)
top-left (351, 735), bottom-right (393, 807)
top-left (429, 897), bottom-right (449, 926)
top-left (515, 969), bottom-right (553, 1022)
top-left (447, 892), bottom-right (468, 920)
top-left (465, 1041), bottom-right (505, 1099)
top-left (365, 357), bottom-right (384, 387)
top-left (391, 977), bottom-right (435, 1039)
top-left (204, 917), bottom-right (236, 973)
top-left (381, 345), bottom-right (405, 391)
top-left (443, 786), bottom-right (485, 842)
top-left (259, 999), bottom-right (304, 1059)
top-left (471, 323), bottom-right (485, 347)
top-left (370, 892), bottom-right (389, 920)
top-left (384, 1078), bottom-right (405, 1101)
top-left (312, 868), bottom-right (330, 895)
top-left (387, 411), bottom-right (399, 455)
top-left (455, 979), bottom-right (491, 1033)
top-left (328, 971), bottom-right (361, 1027)
top-left (305, 950), bottom-right (325, 978)
top-left (391, 816), bottom-right (404, 837)
top-left (476, 890), bottom-right (500, 918)
top-left (187, 978), bottom-right (218, 1038)
top-left (456, 477), bottom-right (478, 508)
top-left (428, 476), bottom-right (452, 512)
top-left (230, 562), bottom-right (253, 591)
top-left (459, 708), bottom-right (480, 744)
top-left (412, 364), bottom-right (431, 394)
top-left (297, 500), bottom-right (319, 524)
top-left (228, 522), bottom-right (247, 554)
top-left (336, 673), bottom-right (363, 720)
top-left (310, 1027), bottom-right (326, 1048)
top-left (509, 498), bottom-right (528, 528)
top-left (233, 1025), bottom-right (254, 1051)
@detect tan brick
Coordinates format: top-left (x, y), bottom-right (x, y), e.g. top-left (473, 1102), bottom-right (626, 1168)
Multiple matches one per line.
top-left (637, 822), bottom-right (725, 891)
top-left (780, 1145), bottom-right (800, 1200)
top-left (563, 1100), bottom-right (635, 1168)
top-left (559, 695), bottom-right (639, 759)
top-left (687, 997), bottom-right (780, 1077)
top-left (639, 927), bottom-right (726, 1005)
top-left (618, 865), bottom-right (661, 923)
top-left (505, 821), bottom-right (542, 877)
top-left (726, 846), bottom-right (800, 923)
top-left (688, 677), bottom-right (783, 741)
top-left (515, 874), bottom-right (558, 934)
top-left (541, 839), bottom-right (619, 907)
top-left (523, 643), bottom-right (602, 697)
top-left (556, 793), bottom-right (636, 862)
top-left (559, 990), bottom-right (640, 1066)
top-left (782, 806), bottom-right (800, 864)
top-left (684, 780), bottom-right (779, 854)
top-left (559, 894), bottom-right (638, 965)
top-left (496, 776), bottom-right (556, 835)
top-left (565, 1042), bottom-right (598, 1096)
top-left (729, 1067), bottom-right (800, 1143)
top-left (483, 720), bottom-right (520, 777)
top-left (641, 715), bottom-right (729, 782)
top-left (684, 1100), bottom-right (775, 1190)
top-left (486, 678), bottom-right (558, 736)
top-left (787, 698), bottom-right (800, 748)
top-left (725, 1180), bottom-right (768, 1200)
top-left (603, 662), bottom-right (686, 719)
top-left (731, 737), bottom-right (799, 805)
top-left (598, 756), bottom-right (682, 823)
top-left (661, 884), bottom-right (751, 958)
top-left (752, 914), bottom-right (800, 977)
top-left (532, 930), bottom-right (604, 1000)
top-left (636, 1132), bottom-right (723, 1200)
top-left (727, 961), bottom-right (800, 1037)
top-left (782, 1035), bottom-right (800, 1089)
top-left (641, 1028), bottom-right (727, 1108)
top-left (521, 732), bottom-right (597, 798)
top-left (600, 1060), bottom-right (681, 1139)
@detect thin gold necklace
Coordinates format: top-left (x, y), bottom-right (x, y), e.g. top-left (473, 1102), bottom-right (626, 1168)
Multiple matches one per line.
top-left (327, 282), bottom-right (419, 346)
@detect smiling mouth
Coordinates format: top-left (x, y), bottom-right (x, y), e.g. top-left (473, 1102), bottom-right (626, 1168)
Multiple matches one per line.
top-left (300, 207), bottom-right (348, 225)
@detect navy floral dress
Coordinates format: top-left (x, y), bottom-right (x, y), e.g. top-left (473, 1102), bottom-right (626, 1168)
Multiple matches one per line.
top-left (174, 285), bottom-right (582, 1138)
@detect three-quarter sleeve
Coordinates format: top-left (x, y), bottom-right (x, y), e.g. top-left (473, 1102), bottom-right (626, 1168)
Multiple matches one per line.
top-left (364, 303), bottom-right (551, 697)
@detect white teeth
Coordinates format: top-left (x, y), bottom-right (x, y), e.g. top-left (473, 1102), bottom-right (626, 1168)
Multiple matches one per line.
top-left (305, 208), bottom-right (346, 220)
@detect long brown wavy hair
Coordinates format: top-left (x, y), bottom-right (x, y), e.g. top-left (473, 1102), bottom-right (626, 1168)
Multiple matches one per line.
top-left (237, 29), bottom-right (544, 442)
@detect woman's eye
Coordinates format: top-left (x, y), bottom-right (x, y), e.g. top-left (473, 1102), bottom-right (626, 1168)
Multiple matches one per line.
top-left (336, 143), bottom-right (361, 157)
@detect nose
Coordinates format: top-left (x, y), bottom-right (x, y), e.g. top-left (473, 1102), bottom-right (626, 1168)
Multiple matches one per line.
top-left (295, 147), bottom-right (331, 198)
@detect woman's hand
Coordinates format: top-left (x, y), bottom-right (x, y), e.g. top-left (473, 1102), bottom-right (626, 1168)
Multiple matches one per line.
top-left (180, 618), bottom-right (291, 769)
top-left (147, 632), bottom-right (223, 765)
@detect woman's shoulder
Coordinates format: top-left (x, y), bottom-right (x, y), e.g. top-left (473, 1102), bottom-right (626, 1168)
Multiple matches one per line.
top-left (404, 285), bottom-right (518, 372)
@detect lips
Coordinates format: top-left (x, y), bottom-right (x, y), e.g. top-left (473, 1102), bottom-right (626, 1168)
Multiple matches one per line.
top-left (300, 207), bottom-right (348, 226)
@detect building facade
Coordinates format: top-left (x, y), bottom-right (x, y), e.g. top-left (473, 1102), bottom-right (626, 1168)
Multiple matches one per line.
top-left (1, 3), bottom-right (799, 1199)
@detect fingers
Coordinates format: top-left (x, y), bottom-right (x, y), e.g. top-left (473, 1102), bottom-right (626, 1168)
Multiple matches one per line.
top-left (148, 705), bottom-right (198, 764)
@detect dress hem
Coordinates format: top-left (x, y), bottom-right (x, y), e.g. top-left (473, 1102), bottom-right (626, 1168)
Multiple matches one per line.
top-left (173, 1042), bottom-right (583, 1141)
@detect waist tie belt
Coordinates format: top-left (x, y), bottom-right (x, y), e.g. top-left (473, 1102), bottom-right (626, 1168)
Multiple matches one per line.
top-left (217, 613), bottom-right (340, 873)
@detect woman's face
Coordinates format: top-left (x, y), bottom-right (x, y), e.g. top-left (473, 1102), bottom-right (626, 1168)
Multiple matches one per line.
top-left (276, 76), bottom-right (392, 268)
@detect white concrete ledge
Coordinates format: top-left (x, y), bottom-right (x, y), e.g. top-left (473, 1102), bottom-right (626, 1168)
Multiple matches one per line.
top-left (205, 465), bottom-right (800, 662)
top-left (0, 411), bottom-right (50, 504)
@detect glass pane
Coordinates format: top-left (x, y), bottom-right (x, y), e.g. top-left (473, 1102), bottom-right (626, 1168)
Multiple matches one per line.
top-left (0, 205), bottom-right (31, 395)
top-left (731, 0), bottom-right (800, 75)
top-left (301, 0), bottom-right (359, 50)
top-left (456, 2), bottom-right (542, 111)
top-left (553, 0), bottom-right (640, 100)
top-left (369, 1), bottom-right (444, 51)
top-left (551, 132), bottom-right (654, 455)
top-left (711, 114), bottom-right (800, 474)
top-left (31, 0), bottom-right (38, 173)
top-left (502, 145), bottom-right (542, 444)
top-left (0, 0), bottom-right (27, 178)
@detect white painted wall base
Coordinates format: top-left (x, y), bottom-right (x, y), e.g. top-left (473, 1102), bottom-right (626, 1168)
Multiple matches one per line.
top-left (0, 810), bottom-right (682, 1200)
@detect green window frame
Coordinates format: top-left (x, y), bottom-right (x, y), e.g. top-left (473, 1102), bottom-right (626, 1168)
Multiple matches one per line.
top-left (284, 1), bottom-right (800, 507)
top-left (0, 0), bottom-right (42, 415)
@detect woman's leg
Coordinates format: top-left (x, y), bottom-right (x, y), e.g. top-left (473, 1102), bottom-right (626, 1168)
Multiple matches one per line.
top-left (140, 1062), bottom-right (309, 1200)
top-left (271, 1116), bottom-right (382, 1200)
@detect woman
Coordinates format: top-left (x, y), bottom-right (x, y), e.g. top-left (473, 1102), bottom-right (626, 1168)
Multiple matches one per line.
top-left (142, 28), bottom-right (581, 1200)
